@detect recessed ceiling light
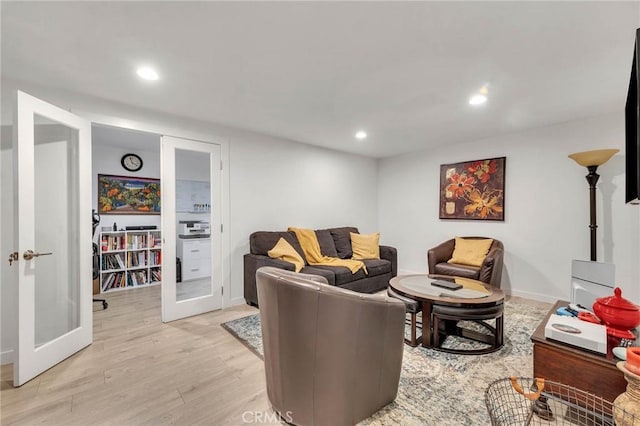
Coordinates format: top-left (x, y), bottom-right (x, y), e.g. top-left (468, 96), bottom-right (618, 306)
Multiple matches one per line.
top-left (355, 131), bottom-right (367, 140)
top-left (469, 94), bottom-right (487, 106)
top-left (469, 84), bottom-right (489, 106)
top-left (136, 67), bottom-right (159, 81)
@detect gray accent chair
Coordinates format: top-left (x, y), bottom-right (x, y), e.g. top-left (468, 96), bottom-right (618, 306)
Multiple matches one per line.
top-left (256, 267), bottom-right (405, 426)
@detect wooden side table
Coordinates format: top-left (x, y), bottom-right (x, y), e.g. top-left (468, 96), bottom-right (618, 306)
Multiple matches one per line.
top-left (531, 300), bottom-right (638, 402)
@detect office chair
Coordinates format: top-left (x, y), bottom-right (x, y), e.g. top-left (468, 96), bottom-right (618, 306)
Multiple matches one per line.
top-left (92, 210), bottom-right (108, 309)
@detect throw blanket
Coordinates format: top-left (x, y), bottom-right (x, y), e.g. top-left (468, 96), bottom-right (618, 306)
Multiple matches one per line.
top-left (288, 227), bottom-right (367, 275)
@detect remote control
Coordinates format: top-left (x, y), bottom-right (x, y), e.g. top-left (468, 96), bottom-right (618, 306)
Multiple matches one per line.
top-left (431, 280), bottom-right (463, 291)
top-left (569, 303), bottom-right (591, 313)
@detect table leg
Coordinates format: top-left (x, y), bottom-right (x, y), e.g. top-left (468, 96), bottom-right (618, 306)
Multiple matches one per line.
top-left (422, 302), bottom-right (432, 348)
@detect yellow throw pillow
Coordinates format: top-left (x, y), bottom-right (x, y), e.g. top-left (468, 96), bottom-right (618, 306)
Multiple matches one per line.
top-left (267, 238), bottom-right (305, 273)
top-left (350, 232), bottom-right (380, 260)
top-left (448, 237), bottom-right (494, 267)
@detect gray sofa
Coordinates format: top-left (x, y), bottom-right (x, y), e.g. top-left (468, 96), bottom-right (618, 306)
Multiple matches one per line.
top-left (244, 227), bottom-right (397, 306)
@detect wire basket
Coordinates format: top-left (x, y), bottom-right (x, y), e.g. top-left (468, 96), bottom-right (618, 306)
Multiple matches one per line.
top-left (485, 377), bottom-right (639, 425)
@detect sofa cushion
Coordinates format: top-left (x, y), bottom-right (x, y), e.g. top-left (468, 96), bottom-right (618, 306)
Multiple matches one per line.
top-left (434, 262), bottom-right (480, 280)
top-left (330, 266), bottom-right (367, 286)
top-left (361, 259), bottom-right (391, 277)
top-left (315, 230), bottom-right (338, 258)
top-left (250, 231), bottom-right (306, 262)
top-left (309, 259), bottom-right (390, 286)
top-left (300, 266), bottom-right (336, 286)
top-left (328, 227), bottom-right (359, 259)
top-left (268, 238), bottom-right (305, 273)
top-left (351, 232), bottom-right (380, 260)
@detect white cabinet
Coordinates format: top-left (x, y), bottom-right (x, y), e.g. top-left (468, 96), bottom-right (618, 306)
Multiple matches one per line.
top-left (99, 230), bottom-right (162, 293)
top-left (178, 238), bottom-right (211, 281)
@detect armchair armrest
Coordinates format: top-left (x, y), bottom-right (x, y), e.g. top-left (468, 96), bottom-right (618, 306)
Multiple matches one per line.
top-left (379, 245), bottom-right (398, 277)
top-left (244, 253), bottom-right (295, 306)
top-left (479, 246), bottom-right (504, 288)
top-left (427, 239), bottom-right (455, 273)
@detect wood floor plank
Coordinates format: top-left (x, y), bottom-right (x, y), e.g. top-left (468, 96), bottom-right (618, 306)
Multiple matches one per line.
top-left (0, 285), bottom-right (264, 425)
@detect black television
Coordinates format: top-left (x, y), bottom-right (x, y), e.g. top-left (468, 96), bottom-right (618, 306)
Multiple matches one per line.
top-left (625, 28), bottom-right (640, 204)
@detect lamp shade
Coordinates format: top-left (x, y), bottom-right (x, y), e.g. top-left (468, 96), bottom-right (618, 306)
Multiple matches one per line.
top-left (568, 149), bottom-right (620, 167)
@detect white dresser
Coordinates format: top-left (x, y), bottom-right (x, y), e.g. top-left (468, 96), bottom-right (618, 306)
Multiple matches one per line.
top-left (178, 238), bottom-right (211, 281)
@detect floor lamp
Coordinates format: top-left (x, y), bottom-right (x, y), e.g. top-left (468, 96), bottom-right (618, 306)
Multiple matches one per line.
top-left (568, 149), bottom-right (619, 261)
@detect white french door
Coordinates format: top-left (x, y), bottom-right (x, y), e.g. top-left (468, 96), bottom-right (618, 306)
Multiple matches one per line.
top-left (161, 135), bottom-right (222, 322)
top-left (12, 91), bottom-right (92, 386)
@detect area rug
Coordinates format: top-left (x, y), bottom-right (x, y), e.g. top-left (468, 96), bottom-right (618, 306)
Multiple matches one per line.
top-left (222, 299), bottom-right (548, 425)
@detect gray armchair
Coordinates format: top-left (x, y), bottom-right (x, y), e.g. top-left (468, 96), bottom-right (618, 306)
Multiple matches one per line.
top-left (256, 266), bottom-right (405, 425)
top-left (427, 237), bottom-right (504, 288)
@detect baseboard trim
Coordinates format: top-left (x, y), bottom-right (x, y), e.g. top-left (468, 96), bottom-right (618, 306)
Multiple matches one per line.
top-left (1, 349), bottom-right (13, 365)
top-left (228, 296), bottom-right (246, 307)
top-left (505, 289), bottom-right (559, 304)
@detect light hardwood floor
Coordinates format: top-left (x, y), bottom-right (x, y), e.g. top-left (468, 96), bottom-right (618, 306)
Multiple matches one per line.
top-left (0, 286), bottom-right (275, 425)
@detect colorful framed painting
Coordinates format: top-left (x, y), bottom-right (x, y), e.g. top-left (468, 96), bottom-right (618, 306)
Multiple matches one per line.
top-left (98, 174), bottom-right (161, 215)
top-left (439, 157), bottom-right (506, 221)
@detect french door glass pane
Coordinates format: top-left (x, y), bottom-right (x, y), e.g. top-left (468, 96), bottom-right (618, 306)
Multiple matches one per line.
top-left (175, 148), bottom-right (213, 301)
top-left (33, 114), bottom-right (80, 347)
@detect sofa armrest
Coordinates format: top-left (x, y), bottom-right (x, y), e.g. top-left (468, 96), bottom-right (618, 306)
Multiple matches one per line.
top-left (244, 254), bottom-right (295, 306)
top-left (379, 245), bottom-right (398, 277)
top-left (479, 246), bottom-right (504, 288)
top-left (427, 239), bottom-right (455, 273)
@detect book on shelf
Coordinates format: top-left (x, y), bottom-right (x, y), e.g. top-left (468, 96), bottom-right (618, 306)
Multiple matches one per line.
top-left (127, 233), bottom-right (148, 250)
top-left (101, 234), bottom-right (125, 251)
top-left (150, 250), bottom-right (162, 266)
top-left (102, 271), bottom-right (127, 291)
top-left (128, 270), bottom-right (147, 286)
top-left (127, 251), bottom-right (148, 268)
top-left (101, 253), bottom-right (125, 270)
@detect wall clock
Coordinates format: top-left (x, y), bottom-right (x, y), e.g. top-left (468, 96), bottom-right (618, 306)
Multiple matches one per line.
top-left (121, 153), bottom-right (143, 172)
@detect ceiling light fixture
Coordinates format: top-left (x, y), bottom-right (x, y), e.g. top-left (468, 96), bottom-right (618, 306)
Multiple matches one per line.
top-left (136, 67), bottom-right (159, 81)
top-left (469, 94), bottom-right (487, 106)
top-left (355, 131), bottom-right (367, 140)
top-left (469, 85), bottom-right (489, 106)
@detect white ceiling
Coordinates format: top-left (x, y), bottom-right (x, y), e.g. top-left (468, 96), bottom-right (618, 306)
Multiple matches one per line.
top-left (92, 124), bottom-right (160, 152)
top-left (2, 2), bottom-right (639, 158)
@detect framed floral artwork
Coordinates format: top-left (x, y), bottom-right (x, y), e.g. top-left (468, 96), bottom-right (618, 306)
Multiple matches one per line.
top-left (439, 157), bottom-right (505, 221)
top-left (98, 174), bottom-right (161, 215)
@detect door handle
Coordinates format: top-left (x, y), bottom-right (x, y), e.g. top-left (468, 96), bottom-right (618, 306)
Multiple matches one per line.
top-left (23, 250), bottom-right (53, 260)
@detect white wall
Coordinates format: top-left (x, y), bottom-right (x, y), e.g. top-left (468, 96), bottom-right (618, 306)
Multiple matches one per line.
top-left (379, 112), bottom-right (640, 303)
top-left (230, 134), bottom-right (379, 300)
top-left (1, 127), bottom-right (17, 363)
top-left (1, 79), bottom-right (380, 360)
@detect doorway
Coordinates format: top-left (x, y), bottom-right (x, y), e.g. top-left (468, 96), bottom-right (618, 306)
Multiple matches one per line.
top-left (91, 124), bottom-right (224, 321)
top-left (1, 91), bottom-right (229, 387)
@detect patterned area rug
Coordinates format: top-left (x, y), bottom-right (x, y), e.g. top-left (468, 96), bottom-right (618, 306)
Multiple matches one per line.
top-left (222, 298), bottom-right (548, 425)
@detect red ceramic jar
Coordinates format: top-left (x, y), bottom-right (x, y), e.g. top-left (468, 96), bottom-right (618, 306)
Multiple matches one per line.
top-left (592, 287), bottom-right (640, 331)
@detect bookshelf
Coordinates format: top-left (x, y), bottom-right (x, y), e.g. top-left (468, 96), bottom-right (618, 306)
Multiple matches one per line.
top-left (99, 230), bottom-right (162, 293)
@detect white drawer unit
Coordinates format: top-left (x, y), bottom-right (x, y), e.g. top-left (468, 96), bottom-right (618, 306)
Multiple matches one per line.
top-left (178, 238), bottom-right (212, 281)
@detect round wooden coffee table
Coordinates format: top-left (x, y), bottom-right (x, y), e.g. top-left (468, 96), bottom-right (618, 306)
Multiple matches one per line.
top-left (389, 274), bottom-right (505, 353)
